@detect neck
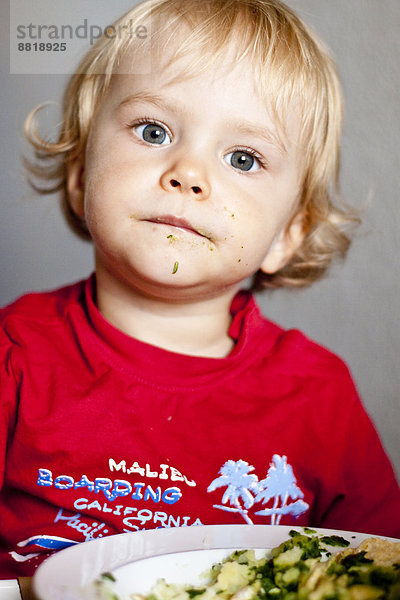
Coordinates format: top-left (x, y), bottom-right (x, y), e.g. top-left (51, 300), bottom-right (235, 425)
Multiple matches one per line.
top-left (94, 268), bottom-right (241, 358)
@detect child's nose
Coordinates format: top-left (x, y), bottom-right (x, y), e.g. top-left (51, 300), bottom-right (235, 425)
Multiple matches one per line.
top-left (160, 158), bottom-right (211, 200)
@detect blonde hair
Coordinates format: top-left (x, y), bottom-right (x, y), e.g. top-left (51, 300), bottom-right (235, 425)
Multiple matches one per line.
top-left (24, 0), bottom-right (359, 289)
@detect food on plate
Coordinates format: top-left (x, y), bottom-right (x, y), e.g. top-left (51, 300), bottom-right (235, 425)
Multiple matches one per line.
top-left (300, 537), bottom-right (400, 599)
top-left (95, 530), bottom-right (400, 600)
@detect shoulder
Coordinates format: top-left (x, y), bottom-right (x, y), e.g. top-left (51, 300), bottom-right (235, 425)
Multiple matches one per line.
top-left (0, 278), bottom-right (89, 340)
top-left (248, 296), bottom-right (355, 389)
top-left (276, 326), bottom-right (350, 376)
top-left (247, 293), bottom-right (347, 366)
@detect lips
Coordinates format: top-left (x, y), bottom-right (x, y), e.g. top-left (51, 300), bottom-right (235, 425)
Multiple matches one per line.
top-left (145, 215), bottom-right (212, 240)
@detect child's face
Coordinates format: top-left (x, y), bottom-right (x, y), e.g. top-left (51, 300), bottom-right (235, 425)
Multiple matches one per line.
top-left (69, 42), bottom-right (304, 301)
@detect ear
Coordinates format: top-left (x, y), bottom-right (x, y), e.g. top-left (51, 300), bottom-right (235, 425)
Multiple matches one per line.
top-left (66, 156), bottom-right (85, 218)
top-left (260, 214), bottom-right (305, 275)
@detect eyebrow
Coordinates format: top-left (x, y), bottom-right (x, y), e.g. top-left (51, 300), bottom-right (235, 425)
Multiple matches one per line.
top-left (117, 92), bottom-right (171, 112)
top-left (225, 119), bottom-right (287, 155)
top-left (117, 93), bottom-right (287, 154)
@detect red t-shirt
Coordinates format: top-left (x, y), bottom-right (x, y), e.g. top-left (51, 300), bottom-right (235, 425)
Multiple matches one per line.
top-left (1, 276), bottom-right (399, 577)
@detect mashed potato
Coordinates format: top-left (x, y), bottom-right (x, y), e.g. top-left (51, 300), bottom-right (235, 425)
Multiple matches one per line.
top-left (96, 530), bottom-right (400, 600)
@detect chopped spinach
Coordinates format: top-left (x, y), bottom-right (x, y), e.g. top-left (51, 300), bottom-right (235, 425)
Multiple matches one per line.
top-left (319, 536), bottom-right (350, 548)
top-left (101, 572), bottom-right (116, 582)
top-left (187, 589), bottom-right (206, 597)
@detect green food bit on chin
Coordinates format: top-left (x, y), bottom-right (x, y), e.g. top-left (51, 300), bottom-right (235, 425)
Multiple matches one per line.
top-left (172, 261), bottom-right (179, 274)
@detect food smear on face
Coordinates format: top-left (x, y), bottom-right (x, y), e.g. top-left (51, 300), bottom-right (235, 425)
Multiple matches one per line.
top-left (172, 261), bottom-right (179, 274)
top-left (94, 529), bottom-right (400, 600)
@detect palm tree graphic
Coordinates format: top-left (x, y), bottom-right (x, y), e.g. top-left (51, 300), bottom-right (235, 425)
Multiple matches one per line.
top-left (254, 454), bottom-right (309, 524)
top-left (207, 459), bottom-right (259, 524)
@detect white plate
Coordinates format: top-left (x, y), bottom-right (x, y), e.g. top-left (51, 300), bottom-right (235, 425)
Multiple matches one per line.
top-left (0, 580), bottom-right (22, 600)
top-left (32, 525), bottom-right (398, 600)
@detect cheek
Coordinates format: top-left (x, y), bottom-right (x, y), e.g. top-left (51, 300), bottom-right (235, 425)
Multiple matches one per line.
top-left (223, 212), bottom-right (274, 268)
top-left (229, 188), bottom-right (277, 240)
top-left (83, 157), bottom-right (135, 217)
top-left (83, 170), bottom-right (122, 240)
top-left (228, 182), bottom-right (299, 258)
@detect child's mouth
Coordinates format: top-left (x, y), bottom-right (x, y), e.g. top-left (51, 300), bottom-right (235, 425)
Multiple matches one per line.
top-left (145, 215), bottom-right (213, 240)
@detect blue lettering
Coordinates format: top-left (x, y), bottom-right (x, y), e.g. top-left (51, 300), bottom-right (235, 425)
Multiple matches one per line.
top-left (122, 522), bottom-right (140, 532)
top-left (54, 475), bottom-right (74, 490)
top-left (37, 468), bottom-right (53, 487)
top-left (136, 509), bottom-right (153, 524)
top-left (94, 478), bottom-right (113, 499)
top-left (153, 511), bottom-right (168, 526)
top-left (74, 474), bottom-right (95, 492)
top-left (54, 507), bottom-right (80, 523)
top-left (162, 487), bottom-right (182, 505)
top-left (167, 514), bottom-right (181, 527)
top-left (122, 516), bottom-right (139, 528)
top-left (123, 506), bottom-right (137, 516)
top-left (110, 479), bottom-right (132, 500)
top-left (143, 485), bottom-right (161, 502)
top-left (74, 498), bottom-right (89, 510)
top-left (131, 483), bottom-right (144, 500)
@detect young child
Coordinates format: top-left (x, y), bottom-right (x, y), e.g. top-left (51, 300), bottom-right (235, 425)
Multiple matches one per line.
top-left (1, 0), bottom-right (399, 578)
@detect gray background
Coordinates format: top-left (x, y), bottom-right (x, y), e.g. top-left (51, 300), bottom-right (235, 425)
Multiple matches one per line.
top-left (1, 1), bottom-right (399, 479)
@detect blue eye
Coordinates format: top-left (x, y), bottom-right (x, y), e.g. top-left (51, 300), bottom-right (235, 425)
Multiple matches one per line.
top-left (135, 123), bottom-right (171, 145)
top-left (225, 150), bottom-right (259, 172)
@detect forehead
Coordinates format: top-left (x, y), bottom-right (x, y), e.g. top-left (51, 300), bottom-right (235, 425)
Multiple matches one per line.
top-left (112, 38), bottom-right (258, 98)
top-left (104, 36), bottom-right (301, 152)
